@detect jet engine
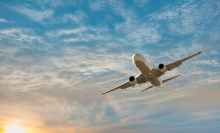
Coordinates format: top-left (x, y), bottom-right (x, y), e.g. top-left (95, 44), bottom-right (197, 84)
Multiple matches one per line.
top-left (158, 63), bottom-right (167, 72)
top-left (129, 76), bottom-right (137, 85)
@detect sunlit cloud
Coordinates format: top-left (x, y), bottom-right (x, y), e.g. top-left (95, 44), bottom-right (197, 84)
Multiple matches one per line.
top-left (5, 124), bottom-right (26, 133)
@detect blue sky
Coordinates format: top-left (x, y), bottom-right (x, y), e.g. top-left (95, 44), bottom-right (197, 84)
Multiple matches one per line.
top-left (0, 0), bottom-right (220, 133)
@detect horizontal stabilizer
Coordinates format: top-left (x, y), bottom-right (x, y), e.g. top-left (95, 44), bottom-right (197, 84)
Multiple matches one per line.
top-left (140, 85), bottom-right (154, 92)
top-left (162, 75), bottom-right (180, 83)
top-left (141, 75), bottom-right (180, 92)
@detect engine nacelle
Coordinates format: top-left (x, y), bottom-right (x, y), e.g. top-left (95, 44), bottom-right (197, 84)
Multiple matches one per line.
top-left (158, 63), bottom-right (167, 72)
top-left (129, 76), bottom-right (137, 85)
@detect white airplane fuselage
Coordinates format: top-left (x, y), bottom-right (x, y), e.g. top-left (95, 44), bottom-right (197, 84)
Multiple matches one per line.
top-left (132, 54), bottom-right (162, 87)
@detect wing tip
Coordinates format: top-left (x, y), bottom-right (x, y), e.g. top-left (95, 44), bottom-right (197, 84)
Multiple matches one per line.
top-left (99, 89), bottom-right (104, 95)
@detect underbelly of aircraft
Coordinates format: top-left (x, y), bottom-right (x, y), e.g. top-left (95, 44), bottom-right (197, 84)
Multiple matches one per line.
top-left (135, 60), bottom-right (162, 87)
top-left (135, 60), bottom-right (151, 74)
top-left (150, 78), bottom-right (162, 87)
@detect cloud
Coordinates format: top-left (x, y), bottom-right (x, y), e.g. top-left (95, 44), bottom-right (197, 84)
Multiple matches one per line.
top-left (126, 24), bottom-right (161, 45)
top-left (35, 0), bottom-right (63, 8)
top-left (63, 34), bottom-right (112, 42)
top-left (62, 11), bottom-right (88, 23)
top-left (45, 27), bottom-right (86, 37)
top-left (0, 28), bottom-right (43, 44)
top-left (49, 47), bottom-right (133, 74)
top-left (0, 19), bottom-right (6, 22)
top-left (210, 51), bottom-right (218, 55)
top-left (175, 89), bottom-right (220, 110)
top-left (63, 38), bottom-right (79, 42)
top-left (148, 0), bottom-right (220, 35)
top-left (0, 29), bottom-right (21, 37)
top-left (193, 60), bottom-right (220, 67)
top-left (45, 26), bottom-right (111, 42)
top-left (89, 0), bottom-right (107, 11)
top-left (94, 110), bottom-right (110, 123)
top-left (10, 3), bottom-right (86, 25)
top-left (1, 40), bottom-right (220, 133)
top-left (210, 31), bottom-right (220, 41)
top-left (88, 0), bottom-right (162, 46)
top-left (12, 5), bottom-right (54, 22)
top-left (48, 11), bottom-right (88, 25)
top-left (133, 0), bottom-right (148, 7)
top-left (112, 2), bottom-right (137, 30)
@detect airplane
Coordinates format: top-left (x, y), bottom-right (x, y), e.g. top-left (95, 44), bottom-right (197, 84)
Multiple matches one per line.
top-left (99, 47), bottom-right (202, 95)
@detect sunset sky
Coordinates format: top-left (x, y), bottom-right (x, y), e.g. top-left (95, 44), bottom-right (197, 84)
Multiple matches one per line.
top-left (0, 0), bottom-right (220, 133)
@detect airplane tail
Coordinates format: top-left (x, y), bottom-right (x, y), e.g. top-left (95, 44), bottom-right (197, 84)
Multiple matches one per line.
top-left (141, 75), bottom-right (180, 92)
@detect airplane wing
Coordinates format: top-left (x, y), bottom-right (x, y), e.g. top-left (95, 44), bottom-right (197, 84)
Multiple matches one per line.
top-left (153, 49), bottom-right (201, 77)
top-left (166, 50), bottom-right (201, 71)
top-left (100, 74), bottom-right (147, 95)
top-left (141, 75), bottom-right (180, 92)
top-left (99, 81), bottom-right (133, 95)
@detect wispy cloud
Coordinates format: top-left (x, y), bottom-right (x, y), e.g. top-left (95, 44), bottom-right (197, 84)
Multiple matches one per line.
top-left (90, 0), bottom-right (163, 46)
top-left (148, 0), bottom-right (220, 35)
top-left (63, 38), bottom-right (79, 42)
top-left (12, 5), bottom-right (54, 22)
top-left (89, 0), bottom-right (107, 11)
top-left (62, 11), bottom-right (88, 23)
top-left (45, 27), bottom-right (86, 37)
top-left (0, 28), bottom-right (21, 37)
top-left (48, 11), bottom-right (88, 25)
top-left (0, 18), bottom-right (6, 22)
top-left (0, 43), bottom-right (138, 132)
top-left (10, 2), bottom-right (86, 25)
top-left (35, 0), bottom-right (64, 8)
top-left (210, 50), bottom-right (218, 55)
top-left (111, 1), bottom-right (137, 30)
top-left (193, 60), bottom-right (220, 67)
top-left (0, 28), bottom-right (43, 44)
top-left (210, 31), bottom-right (220, 41)
top-left (126, 24), bottom-right (161, 44)
top-left (133, 0), bottom-right (148, 7)
top-left (63, 34), bottom-right (112, 42)
top-left (46, 26), bottom-right (111, 42)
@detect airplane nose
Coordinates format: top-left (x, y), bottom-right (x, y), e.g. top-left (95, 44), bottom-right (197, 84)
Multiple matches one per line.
top-left (132, 53), bottom-right (140, 62)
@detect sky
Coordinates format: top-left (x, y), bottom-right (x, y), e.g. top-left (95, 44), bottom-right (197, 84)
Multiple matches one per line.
top-left (0, 0), bottom-right (220, 133)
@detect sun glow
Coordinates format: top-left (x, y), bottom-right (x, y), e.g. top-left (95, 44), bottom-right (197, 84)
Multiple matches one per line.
top-left (5, 124), bottom-right (26, 133)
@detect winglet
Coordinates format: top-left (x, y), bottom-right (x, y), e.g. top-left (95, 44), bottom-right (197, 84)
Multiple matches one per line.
top-left (199, 46), bottom-right (202, 53)
top-left (99, 89), bottom-right (103, 95)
